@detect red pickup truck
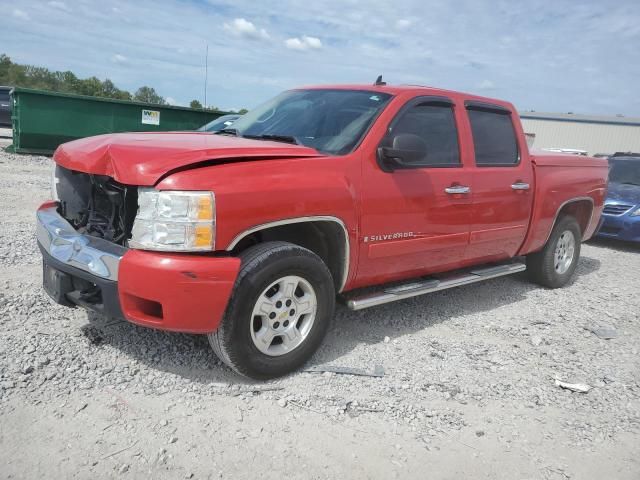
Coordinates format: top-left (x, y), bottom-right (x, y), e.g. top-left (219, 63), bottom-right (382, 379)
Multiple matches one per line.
top-left (38, 84), bottom-right (608, 378)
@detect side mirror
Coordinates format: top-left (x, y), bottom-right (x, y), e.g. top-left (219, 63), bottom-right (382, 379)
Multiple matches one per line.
top-left (377, 133), bottom-right (427, 171)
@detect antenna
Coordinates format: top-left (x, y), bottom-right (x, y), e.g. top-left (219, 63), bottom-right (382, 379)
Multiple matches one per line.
top-left (374, 75), bottom-right (386, 86)
top-left (204, 44), bottom-right (208, 108)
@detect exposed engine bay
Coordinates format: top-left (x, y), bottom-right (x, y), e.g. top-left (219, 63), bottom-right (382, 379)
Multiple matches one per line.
top-left (55, 165), bottom-right (137, 246)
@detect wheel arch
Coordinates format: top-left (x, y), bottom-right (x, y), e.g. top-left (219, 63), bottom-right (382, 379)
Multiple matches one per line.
top-left (225, 216), bottom-right (350, 292)
top-left (547, 197), bottom-right (595, 243)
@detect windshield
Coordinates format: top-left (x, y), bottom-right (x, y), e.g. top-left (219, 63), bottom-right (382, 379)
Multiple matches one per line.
top-left (609, 159), bottom-right (640, 185)
top-left (226, 89), bottom-right (392, 155)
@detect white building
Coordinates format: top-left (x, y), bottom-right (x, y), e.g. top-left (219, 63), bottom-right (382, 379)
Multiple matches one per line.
top-left (519, 112), bottom-right (640, 156)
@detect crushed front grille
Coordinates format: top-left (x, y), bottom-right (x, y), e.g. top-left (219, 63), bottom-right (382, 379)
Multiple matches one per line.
top-left (55, 165), bottom-right (137, 246)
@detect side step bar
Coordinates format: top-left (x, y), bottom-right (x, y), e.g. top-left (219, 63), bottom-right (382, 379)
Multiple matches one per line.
top-left (346, 262), bottom-right (526, 311)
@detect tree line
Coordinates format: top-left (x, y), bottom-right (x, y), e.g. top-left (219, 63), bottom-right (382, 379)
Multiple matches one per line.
top-left (0, 54), bottom-right (240, 112)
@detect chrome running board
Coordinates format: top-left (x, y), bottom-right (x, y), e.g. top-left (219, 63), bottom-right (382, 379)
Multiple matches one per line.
top-left (345, 262), bottom-right (526, 311)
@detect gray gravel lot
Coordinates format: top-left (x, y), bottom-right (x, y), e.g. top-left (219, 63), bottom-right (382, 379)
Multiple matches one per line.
top-left (0, 148), bottom-right (639, 479)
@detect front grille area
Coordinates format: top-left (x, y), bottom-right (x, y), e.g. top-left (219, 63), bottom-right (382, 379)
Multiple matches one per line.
top-left (55, 165), bottom-right (137, 246)
top-left (603, 203), bottom-right (633, 215)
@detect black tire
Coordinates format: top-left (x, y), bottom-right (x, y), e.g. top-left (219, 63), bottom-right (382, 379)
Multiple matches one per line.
top-left (208, 241), bottom-right (335, 379)
top-left (526, 215), bottom-right (582, 288)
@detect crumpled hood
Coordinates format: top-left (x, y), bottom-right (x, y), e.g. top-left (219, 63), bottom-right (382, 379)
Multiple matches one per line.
top-left (606, 182), bottom-right (640, 206)
top-left (53, 132), bottom-right (323, 185)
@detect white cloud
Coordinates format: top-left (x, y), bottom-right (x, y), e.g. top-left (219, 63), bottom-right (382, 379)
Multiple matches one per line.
top-left (48, 1), bottom-right (71, 13)
top-left (165, 96), bottom-right (181, 106)
top-left (12, 9), bottom-right (30, 20)
top-left (111, 54), bottom-right (128, 64)
top-left (478, 79), bottom-right (495, 90)
top-left (2, 0), bottom-right (639, 116)
top-left (284, 35), bottom-right (323, 51)
top-left (223, 18), bottom-right (269, 40)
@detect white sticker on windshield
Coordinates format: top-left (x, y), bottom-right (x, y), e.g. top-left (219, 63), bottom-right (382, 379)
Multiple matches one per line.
top-left (370, 95), bottom-right (380, 101)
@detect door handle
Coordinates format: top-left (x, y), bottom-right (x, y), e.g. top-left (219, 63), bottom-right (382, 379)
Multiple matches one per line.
top-left (511, 182), bottom-right (530, 191)
top-left (445, 185), bottom-right (471, 195)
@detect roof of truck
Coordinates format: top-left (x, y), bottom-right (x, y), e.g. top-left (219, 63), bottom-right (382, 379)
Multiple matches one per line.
top-left (297, 83), bottom-right (514, 109)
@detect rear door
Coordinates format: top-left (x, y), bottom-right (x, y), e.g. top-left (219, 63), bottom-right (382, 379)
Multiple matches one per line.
top-left (464, 101), bottom-right (534, 262)
top-left (356, 96), bottom-right (473, 286)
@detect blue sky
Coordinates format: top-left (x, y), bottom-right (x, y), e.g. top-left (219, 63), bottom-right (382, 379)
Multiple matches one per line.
top-left (2, 0), bottom-right (639, 115)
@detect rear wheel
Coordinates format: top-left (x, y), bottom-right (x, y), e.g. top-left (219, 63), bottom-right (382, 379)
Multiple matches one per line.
top-left (526, 216), bottom-right (581, 288)
top-left (209, 241), bottom-right (335, 379)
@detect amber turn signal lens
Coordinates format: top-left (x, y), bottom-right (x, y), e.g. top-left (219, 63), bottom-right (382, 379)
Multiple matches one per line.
top-left (196, 195), bottom-right (214, 220)
top-left (194, 224), bottom-right (213, 248)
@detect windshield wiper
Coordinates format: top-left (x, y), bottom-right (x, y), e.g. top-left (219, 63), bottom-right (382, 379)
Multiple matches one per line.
top-left (243, 134), bottom-right (300, 145)
top-left (214, 128), bottom-right (238, 136)
top-left (621, 181), bottom-right (640, 186)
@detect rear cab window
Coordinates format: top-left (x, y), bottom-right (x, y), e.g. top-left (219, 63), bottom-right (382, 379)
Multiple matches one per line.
top-left (466, 101), bottom-right (519, 166)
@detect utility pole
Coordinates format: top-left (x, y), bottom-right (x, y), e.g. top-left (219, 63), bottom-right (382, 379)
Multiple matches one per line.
top-left (204, 44), bottom-right (208, 108)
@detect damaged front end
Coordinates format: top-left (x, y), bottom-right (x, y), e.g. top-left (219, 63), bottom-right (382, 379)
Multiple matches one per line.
top-left (37, 164), bottom-right (137, 317)
top-left (53, 165), bottom-right (138, 246)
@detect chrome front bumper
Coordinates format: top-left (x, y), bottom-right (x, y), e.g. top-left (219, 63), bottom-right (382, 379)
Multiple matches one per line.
top-left (36, 206), bottom-right (126, 281)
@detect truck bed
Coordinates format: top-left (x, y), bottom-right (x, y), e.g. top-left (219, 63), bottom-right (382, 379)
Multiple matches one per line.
top-left (519, 151), bottom-right (608, 255)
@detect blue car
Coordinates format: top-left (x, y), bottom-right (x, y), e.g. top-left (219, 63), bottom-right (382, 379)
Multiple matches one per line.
top-left (597, 155), bottom-right (640, 242)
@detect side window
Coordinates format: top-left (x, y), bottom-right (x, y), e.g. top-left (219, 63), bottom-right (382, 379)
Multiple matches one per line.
top-left (384, 103), bottom-right (460, 167)
top-left (467, 108), bottom-right (519, 165)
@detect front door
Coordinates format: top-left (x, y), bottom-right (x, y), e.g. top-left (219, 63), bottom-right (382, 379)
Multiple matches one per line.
top-left (464, 102), bottom-right (534, 262)
top-left (356, 96), bottom-right (474, 288)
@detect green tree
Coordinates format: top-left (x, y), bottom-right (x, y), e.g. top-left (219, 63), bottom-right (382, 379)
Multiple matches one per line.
top-left (56, 71), bottom-right (79, 93)
top-left (99, 79), bottom-right (131, 101)
top-left (0, 53), bottom-right (164, 104)
top-left (0, 54), bottom-right (11, 71)
top-left (0, 55), bottom-right (28, 88)
top-left (101, 79), bottom-right (118, 97)
top-left (76, 76), bottom-right (103, 97)
top-left (134, 86), bottom-right (166, 105)
top-left (190, 99), bottom-right (203, 109)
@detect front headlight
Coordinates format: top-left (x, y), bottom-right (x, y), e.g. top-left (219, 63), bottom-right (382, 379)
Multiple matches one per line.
top-left (51, 163), bottom-right (60, 201)
top-left (631, 207), bottom-right (640, 217)
top-left (129, 189), bottom-right (215, 251)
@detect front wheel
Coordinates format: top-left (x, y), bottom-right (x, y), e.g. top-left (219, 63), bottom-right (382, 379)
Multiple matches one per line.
top-left (208, 242), bottom-right (335, 379)
top-left (526, 215), bottom-right (582, 288)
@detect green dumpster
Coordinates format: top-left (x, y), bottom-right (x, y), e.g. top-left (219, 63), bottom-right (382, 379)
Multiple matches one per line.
top-left (11, 87), bottom-right (227, 155)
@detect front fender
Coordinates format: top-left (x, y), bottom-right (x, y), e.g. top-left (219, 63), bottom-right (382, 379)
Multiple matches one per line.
top-left (156, 155), bottom-right (361, 286)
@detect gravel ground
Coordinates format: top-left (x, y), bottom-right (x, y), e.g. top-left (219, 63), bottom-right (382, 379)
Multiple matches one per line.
top-left (0, 148), bottom-right (639, 479)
